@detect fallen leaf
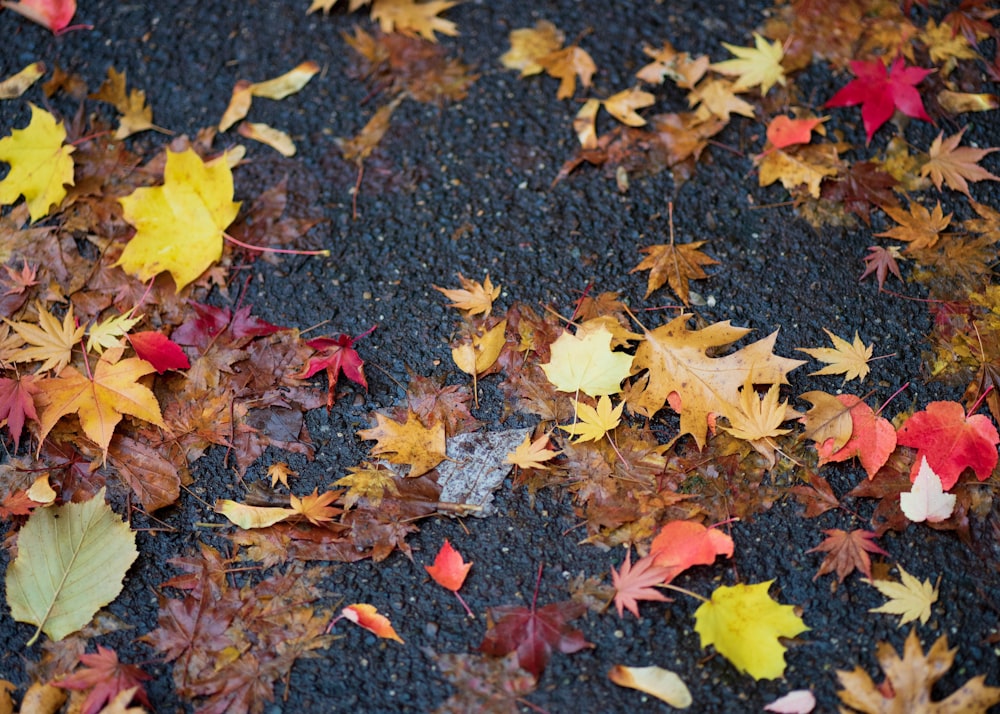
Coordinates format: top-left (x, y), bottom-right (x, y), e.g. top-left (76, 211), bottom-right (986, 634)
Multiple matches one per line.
top-left (603, 87), bottom-right (656, 127)
top-left (765, 689), bottom-right (816, 713)
top-left (126, 330), bottom-right (190, 373)
top-left (896, 400), bottom-right (999, 489)
top-left (864, 564), bottom-right (938, 626)
top-left (237, 122), bottom-right (296, 156)
top-left (808, 529), bottom-right (887, 582)
top-left (816, 395), bottom-right (896, 479)
top-left (900, 456), bottom-right (957, 523)
top-left (1, 0), bottom-right (76, 32)
top-left (609, 664), bottom-right (692, 708)
top-left (6, 488), bottom-right (138, 645)
top-left (294, 325), bottom-right (374, 409)
top-left (541, 322), bottom-right (634, 397)
top-left (860, 245), bottom-right (904, 289)
top-left (560, 395), bottom-right (623, 443)
top-left (720, 380), bottom-right (795, 467)
top-left (0, 103), bottom-right (75, 221)
top-left (89, 68), bottom-right (157, 139)
top-left (757, 144), bottom-right (842, 198)
top-left (649, 520), bottom-right (734, 580)
top-left (370, 0), bottom-right (458, 42)
top-left (710, 32), bottom-right (786, 95)
top-left (798, 390), bottom-right (854, 452)
top-left (358, 409), bottom-right (446, 477)
top-left (0, 62), bottom-right (46, 100)
top-left (875, 201), bottom-right (951, 251)
top-left (610, 550), bottom-right (672, 618)
top-left (289, 488), bottom-right (340, 526)
top-left (636, 41), bottom-right (709, 89)
top-left (249, 60), bottom-right (320, 100)
top-left (437, 427), bottom-right (530, 517)
top-left (797, 329), bottom-right (874, 382)
top-left (505, 432), bottom-right (561, 470)
top-left (501, 20), bottom-right (565, 77)
top-left (5, 302), bottom-right (86, 373)
top-left (429, 650), bottom-right (536, 713)
top-left (53, 646), bottom-right (152, 714)
top-left (426, 539), bottom-right (472, 592)
top-left (631, 240), bottom-right (718, 304)
top-left (214, 499), bottom-right (294, 529)
top-left (333, 462), bottom-right (400, 508)
top-left (480, 596), bottom-right (592, 678)
top-left (537, 45), bottom-right (597, 100)
top-left (434, 273), bottom-right (501, 316)
top-left (340, 603), bottom-right (404, 643)
top-left (765, 115), bottom-right (824, 150)
top-left (268, 462), bottom-right (297, 489)
top-left (0, 371), bottom-right (39, 450)
top-left (920, 127), bottom-right (1000, 199)
top-left (117, 147), bottom-right (241, 291)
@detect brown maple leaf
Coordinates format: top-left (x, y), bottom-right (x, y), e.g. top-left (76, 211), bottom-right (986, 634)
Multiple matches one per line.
top-left (860, 245), bottom-right (904, 290)
top-left (820, 161), bottom-right (899, 225)
top-left (631, 241), bottom-right (718, 304)
top-left (537, 46), bottom-right (597, 100)
top-left (809, 529), bottom-right (887, 582)
top-left (921, 127), bottom-right (1000, 199)
top-left (89, 68), bottom-right (156, 139)
top-left (358, 409), bottom-right (446, 477)
top-left (875, 201), bottom-right (951, 251)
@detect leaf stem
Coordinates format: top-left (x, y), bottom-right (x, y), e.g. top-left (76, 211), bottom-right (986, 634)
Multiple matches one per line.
top-left (661, 583), bottom-right (709, 603)
top-left (222, 232), bottom-right (330, 257)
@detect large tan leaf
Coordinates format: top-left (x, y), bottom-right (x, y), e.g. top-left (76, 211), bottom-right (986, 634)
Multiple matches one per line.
top-left (6, 488), bottom-right (138, 645)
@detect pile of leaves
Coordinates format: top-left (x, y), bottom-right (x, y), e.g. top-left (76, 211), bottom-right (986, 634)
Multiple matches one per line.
top-left (0, 0), bottom-right (999, 712)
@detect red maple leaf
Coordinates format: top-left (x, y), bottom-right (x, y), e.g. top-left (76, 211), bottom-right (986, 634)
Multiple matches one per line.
top-left (480, 565), bottom-right (593, 678)
top-left (171, 302), bottom-right (283, 351)
top-left (896, 400), bottom-right (999, 489)
top-left (610, 549), bottom-right (672, 618)
top-left (294, 325), bottom-right (375, 409)
top-left (817, 395), bottom-right (896, 479)
top-left (0, 490), bottom-right (40, 518)
top-left (53, 646), bottom-right (152, 714)
top-left (425, 539), bottom-right (474, 616)
top-left (0, 372), bottom-right (39, 451)
top-left (860, 246), bottom-right (903, 290)
top-left (128, 330), bottom-right (191, 373)
top-left (824, 57), bottom-right (933, 143)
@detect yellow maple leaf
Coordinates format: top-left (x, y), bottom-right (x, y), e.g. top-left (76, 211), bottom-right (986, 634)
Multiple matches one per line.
top-left (0, 104), bottom-right (75, 222)
top-left (89, 68), bottom-right (156, 140)
top-left (6, 302), bottom-right (86, 373)
top-left (86, 312), bottom-right (142, 355)
top-left (357, 409), bottom-right (446, 477)
top-left (920, 127), bottom-right (1000, 199)
top-left (710, 33), bottom-right (786, 96)
top-left (603, 87), bottom-right (656, 127)
top-left (921, 19), bottom-right (978, 68)
top-left (797, 329), bottom-right (874, 382)
top-left (501, 20), bottom-right (565, 77)
top-left (434, 273), bottom-right (501, 316)
top-left (636, 41), bottom-right (709, 89)
top-left (688, 78), bottom-right (755, 121)
top-left (334, 462), bottom-right (400, 508)
top-left (721, 380), bottom-right (794, 467)
top-left (268, 461), bottom-right (298, 488)
top-left (864, 564), bottom-right (939, 626)
top-left (757, 144), bottom-right (842, 199)
top-left (537, 45), bottom-right (597, 100)
top-left (370, 0), bottom-right (459, 42)
top-left (541, 322), bottom-right (634, 397)
top-left (560, 395), bottom-right (623, 443)
top-left (694, 580), bottom-right (809, 680)
top-left (289, 488), bottom-right (340, 526)
top-left (35, 349), bottom-right (165, 463)
top-left (505, 432), bottom-right (561, 470)
top-left (116, 147), bottom-right (241, 291)
top-left (308, 0), bottom-right (371, 13)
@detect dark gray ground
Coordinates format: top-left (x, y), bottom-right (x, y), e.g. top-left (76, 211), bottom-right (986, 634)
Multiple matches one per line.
top-left (2, 1), bottom-right (1000, 712)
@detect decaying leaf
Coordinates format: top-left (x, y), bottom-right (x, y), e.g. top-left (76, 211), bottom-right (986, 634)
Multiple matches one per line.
top-left (631, 240), bottom-right (718, 304)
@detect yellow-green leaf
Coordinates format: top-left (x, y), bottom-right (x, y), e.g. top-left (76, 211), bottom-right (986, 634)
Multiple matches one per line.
top-left (6, 488), bottom-right (138, 645)
top-left (694, 580), bottom-right (809, 680)
top-left (541, 322), bottom-right (634, 397)
top-left (117, 147), bottom-right (241, 291)
top-left (710, 33), bottom-right (786, 96)
top-left (0, 104), bottom-right (75, 222)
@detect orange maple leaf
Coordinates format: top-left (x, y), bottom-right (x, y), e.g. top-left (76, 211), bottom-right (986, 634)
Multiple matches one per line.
top-left (370, 0), bottom-right (459, 42)
top-left (537, 46), bottom-right (597, 100)
top-left (35, 349), bottom-right (164, 463)
top-left (289, 488), bottom-right (341, 526)
top-left (434, 273), bottom-right (501, 316)
top-left (631, 241), bottom-right (718, 304)
top-left (357, 409), bottom-right (446, 477)
top-left (425, 539), bottom-right (474, 616)
top-left (875, 201), bottom-right (952, 251)
top-left (921, 127), bottom-right (1000, 198)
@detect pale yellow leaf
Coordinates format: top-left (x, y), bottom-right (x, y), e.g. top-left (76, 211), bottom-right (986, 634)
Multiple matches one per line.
top-left (797, 329), bottom-right (873, 382)
top-left (541, 323), bottom-right (634, 397)
top-left (6, 302), bottom-right (86, 373)
top-left (560, 395), bottom-right (623, 443)
top-left (864, 564), bottom-right (939, 626)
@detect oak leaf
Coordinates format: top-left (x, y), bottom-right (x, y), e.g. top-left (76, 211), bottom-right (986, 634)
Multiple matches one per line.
top-left (899, 456), bottom-right (956, 523)
top-left (35, 350), bottom-right (164, 463)
top-left (631, 240), bottom-right (718, 304)
top-left (357, 409), bottom-right (446, 477)
top-left (710, 33), bottom-right (786, 95)
top-left (816, 395), bottom-right (896, 479)
top-left (693, 580), bottom-right (808, 680)
top-left (895, 400), bottom-right (999, 489)
top-left (537, 46), bottom-right (597, 100)
top-left (824, 57), bottom-right (933, 143)
top-left (53, 646), bottom-right (151, 714)
top-left (837, 630), bottom-right (1000, 714)
top-left (797, 328), bottom-right (874, 382)
top-left (370, 0), bottom-right (458, 42)
top-left (117, 147), bottom-right (241, 291)
top-left (434, 273), bottom-right (501, 316)
top-left (0, 104), bottom-right (75, 222)
top-left (628, 313), bottom-right (804, 449)
top-left (808, 529), bottom-right (886, 582)
top-left (610, 550), bottom-right (672, 618)
top-left (920, 127), bottom-right (1000, 199)
top-left (560, 395), bottom-right (623, 443)
top-left (500, 20), bottom-right (564, 77)
top-left (5, 302), bottom-right (86, 374)
top-left (505, 432), bottom-right (561, 470)
top-left (541, 323), bottom-right (634, 397)
top-left (875, 201), bottom-right (951, 251)
top-left (864, 565), bottom-right (938, 627)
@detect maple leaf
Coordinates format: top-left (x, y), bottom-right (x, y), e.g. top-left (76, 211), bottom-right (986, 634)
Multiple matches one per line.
top-left (560, 395), bottom-right (623, 444)
top-left (837, 630), bottom-right (1000, 714)
top-left (860, 245), bottom-right (904, 289)
top-left (603, 87), bottom-right (656, 127)
top-left (431, 651), bottom-right (537, 713)
top-left (896, 400), bottom-right (999, 490)
top-left (816, 395), bottom-right (896, 479)
top-left (333, 461), bottom-right (400, 508)
top-left (267, 462), bottom-right (296, 488)
top-left (425, 539), bottom-right (474, 616)
top-left (765, 115), bottom-right (824, 150)
top-left (808, 529), bottom-right (887, 582)
top-left (798, 390), bottom-right (854, 452)
top-left (86, 312), bottom-right (143, 355)
top-left (820, 160), bottom-right (900, 225)
top-left (610, 549), bottom-right (672, 618)
top-left (6, 302), bottom-right (86, 374)
top-left (89, 68), bottom-right (156, 140)
top-left (649, 520), bottom-right (734, 580)
top-left (0, 371), bottom-right (39, 450)
top-left (502, 21), bottom-right (564, 79)
top-left (370, 0), bottom-right (458, 42)
top-left (693, 580), bottom-right (809, 680)
top-left (338, 603), bottom-right (404, 643)
top-left (687, 77), bottom-right (755, 120)
top-left (537, 45), bottom-right (597, 100)
top-left (875, 201), bottom-right (951, 252)
top-left (628, 313), bottom-right (804, 449)
top-left (921, 18), bottom-right (978, 67)
top-left (452, 319), bottom-right (507, 379)
top-left (0, 104), bottom-right (75, 221)
top-left (357, 409), bottom-right (446, 477)
top-left (797, 328), bottom-right (874, 382)
top-left (540, 322), bottom-right (634, 398)
top-left (900, 456), bottom-right (956, 524)
top-left (864, 565), bottom-right (938, 626)
top-left (289, 488), bottom-right (340, 526)
top-left (480, 596), bottom-right (592, 678)
top-left (294, 325), bottom-right (374, 409)
top-left (824, 57), bottom-right (933, 143)
top-left (0, 0), bottom-right (77, 32)
top-left (117, 147), bottom-right (241, 291)
top-left (308, 0), bottom-right (370, 13)
top-left (637, 41), bottom-right (709, 89)
top-left (126, 330), bottom-right (190, 373)
top-left (506, 432), bottom-right (561, 470)
top-left (920, 127), bottom-right (1000, 199)
top-left (434, 273), bottom-right (501, 316)
top-left (2, 259), bottom-right (39, 295)
top-left (53, 646), bottom-right (152, 714)
top-left (757, 144), bottom-right (843, 198)
top-left (721, 381), bottom-right (794, 467)
top-left (35, 349), bottom-right (164, 463)
top-left (710, 33), bottom-right (786, 95)
top-left (631, 240), bottom-right (718, 304)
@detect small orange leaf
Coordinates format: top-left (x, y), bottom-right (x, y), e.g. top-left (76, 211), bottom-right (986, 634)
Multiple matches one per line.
top-left (289, 488), bottom-right (340, 526)
top-left (426, 539), bottom-right (472, 592)
top-left (649, 520), bottom-right (734, 580)
top-left (765, 115), bottom-right (824, 149)
top-left (341, 603), bottom-right (404, 643)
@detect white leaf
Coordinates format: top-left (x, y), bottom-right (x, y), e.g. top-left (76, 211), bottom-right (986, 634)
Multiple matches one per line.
top-left (765, 689), bottom-right (816, 713)
top-left (900, 456), bottom-right (956, 523)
